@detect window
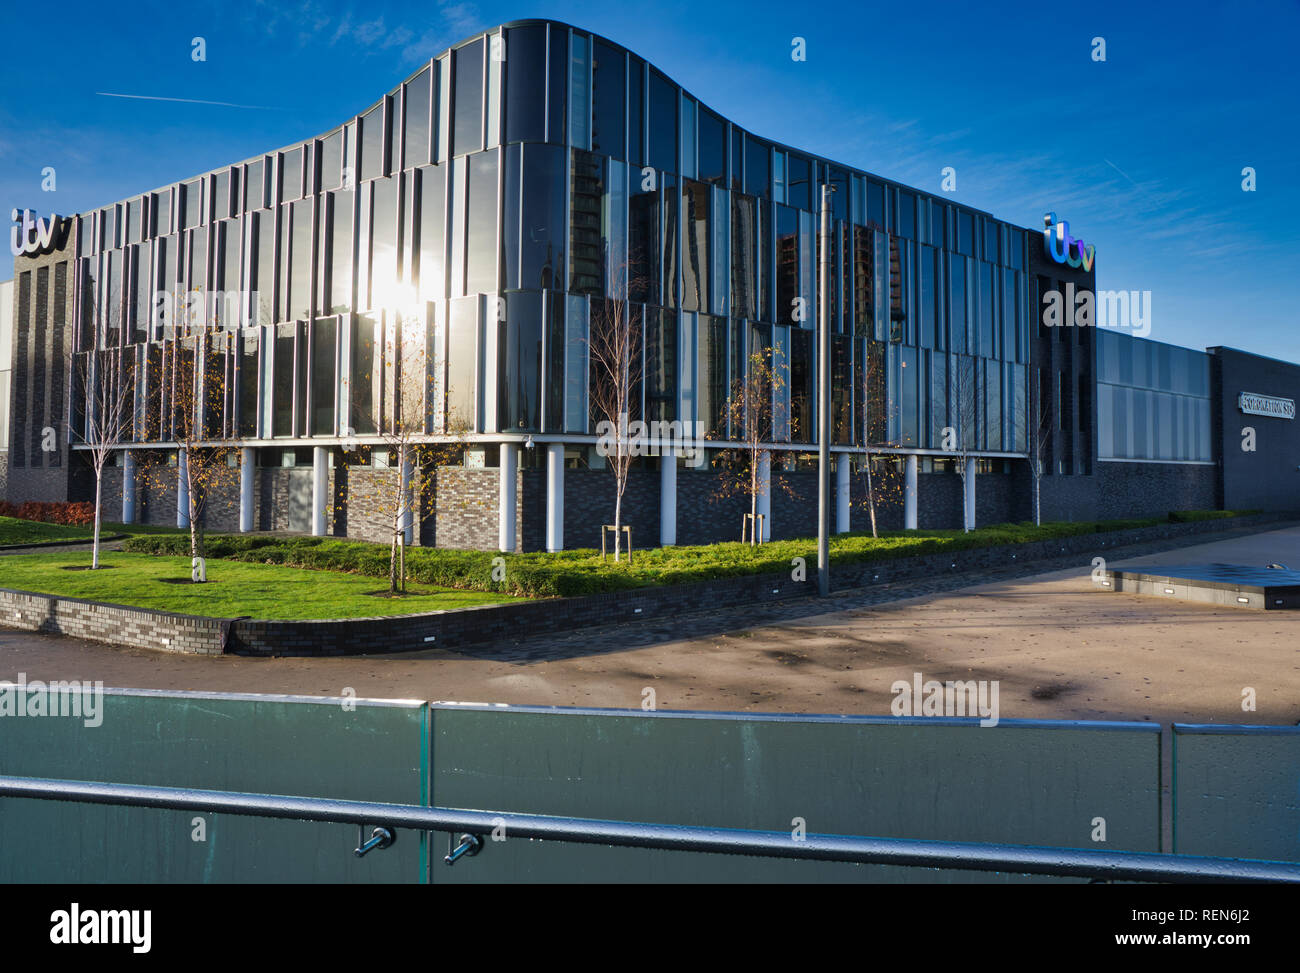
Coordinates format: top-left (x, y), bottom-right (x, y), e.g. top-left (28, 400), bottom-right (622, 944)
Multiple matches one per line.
top-left (646, 306), bottom-right (676, 422)
top-left (506, 142), bottom-right (566, 290)
top-left (404, 68), bottom-right (432, 168)
top-left (254, 211), bottom-right (276, 326)
top-left (280, 148), bottom-right (303, 202)
top-left (569, 149), bottom-right (604, 295)
top-left (775, 204), bottom-right (798, 327)
top-left (453, 40), bottom-right (484, 156)
top-left (466, 150), bottom-right (499, 294)
top-left (698, 314), bottom-right (726, 436)
top-left (546, 26), bottom-right (566, 144)
top-left (326, 190), bottom-right (354, 313)
top-left (680, 96), bottom-right (696, 180)
top-left (282, 200), bottom-right (312, 322)
top-left (360, 104), bottom-right (384, 181)
top-left (244, 161), bottom-right (265, 213)
top-left (957, 210), bottom-right (974, 256)
top-left (866, 180), bottom-right (885, 227)
top-left (569, 33), bottom-right (591, 150)
top-left (591, 39), bottom-right (625, 159)
top-left (125, 198), bottom-right (141, 244)
top-left (896, 191), bottom-right (915, 239)
top-left (319, 131), bottom-right (342, 191)
top-left (238, 332), bottom-right (258, 437)
top-left (731, 194), bottom-right (757, 321)
top-left (369, 177), bottom-right (398, 310)
top-left (417, 167), bottom-right (445, 303)
top-left (349, 313), bottom-right (379, 435)
top-left (661, 172), bottom-right (678, 308)
top-left (648, 69), bottom-right (676, 173)
top-left (789, 328), bottom-right (813, 443)
top-left (984, 220), bottom-right (1000, 263)
top-left (273, 324), bottom-right (296, 436)
top-left (744, 136), bottom-right (769, 199)
top-left (152, 191), bottom-right (172, 235)
top-left (629, 173), bottom-right (659, 305)
top-left (681, 179), bottom-right (709, 313)
top-left (786, 154), bottom-right (811, 211)
top-left (545, 294), bottom-right (565, 432)
top-left (628, 57), bottom-right (645, 166)
top-left (312, 317), bottom-right (336, 434)
top-left (499, 291), bottom-right (542, 431)
top-left (505, 25), bottom-right (547, 143)
top-left (563, 294), bottom-right (588, 433)
top-left (180, 182), bottom-right (200, 230)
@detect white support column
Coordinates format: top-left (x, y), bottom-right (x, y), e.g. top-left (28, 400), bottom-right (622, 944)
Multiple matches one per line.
top-left (176, 449), bottom-right (190, 529)
top-left (904, 454), bottom-right (918, 530)
top-left (659, 445), bottom-right (677, 547)
top-left (121, 451), bottom-right (137, 525)
top-left (239, 447), bottom-right (255, 532)
top-left (312, 446), bottom-right (328, 537)
top-left (836, 454), bottom-right (851, 533)
top-left (757, 451), bottom-right (772, 542)
top-left (546, 443), bottom-right (565, 552)
top-left (964, 456), bottom-right (977, 530)
top-left (498, 442), bottom-right (518, 553)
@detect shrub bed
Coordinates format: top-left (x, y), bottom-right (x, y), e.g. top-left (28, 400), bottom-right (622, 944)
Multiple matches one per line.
top-left (0, 501), bottom-right (95, 525)
top-left (122, 510), bottom-right (1258, 599)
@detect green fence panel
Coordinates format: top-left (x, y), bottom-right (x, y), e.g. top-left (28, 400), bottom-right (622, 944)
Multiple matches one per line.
top-left (429, 705), bottom-right (1161, 883)
top-left (1173, 724), bottom-right (1300, 863)
top-left (0, 688), bottom-right (429, 883)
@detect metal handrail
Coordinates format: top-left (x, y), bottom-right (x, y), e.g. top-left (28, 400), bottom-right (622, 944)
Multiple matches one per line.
top-left (2, 775), bottom-right (1298, 883)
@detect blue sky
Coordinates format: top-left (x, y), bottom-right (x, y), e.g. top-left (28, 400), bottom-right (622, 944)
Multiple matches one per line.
top-left (3, 0), bottom-right (1296, 360)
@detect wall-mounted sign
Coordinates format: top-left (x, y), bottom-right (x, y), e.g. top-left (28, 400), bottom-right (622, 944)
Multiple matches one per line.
top-left (1042, 212), bottom-right (1095, 272)
top-left (9, 208), bottom-right (69, 258)
top-left (1238, 392), bottom-right (1295, 420)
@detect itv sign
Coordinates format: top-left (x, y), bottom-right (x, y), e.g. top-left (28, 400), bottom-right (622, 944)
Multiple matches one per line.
top-left (10, 208), bottom-right (69, 258)
top-left (1042, 212), bottom-right (1095, 272)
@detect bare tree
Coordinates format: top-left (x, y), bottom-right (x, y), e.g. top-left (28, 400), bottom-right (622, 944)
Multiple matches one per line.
top-left (949, 354), bottom-right (978, 533)
top-left (138, 325), bottom-right (242, 569)
top-left (587, 268), bottom-right (643, 562)
top-left (69, 347), bottom-right (137, 568)
top-left (342, 310), bottom-right (466, 593)
top-left (711, 347), bottom-right (798, 545)
top-left (850, 342), bottom-right (904, 538)
top-left (1025, 367), bottom-right (1055, 526)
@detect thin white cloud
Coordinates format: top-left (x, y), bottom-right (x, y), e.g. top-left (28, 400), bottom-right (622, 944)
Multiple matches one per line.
top-left (95, 92), bottom-right (282, 110)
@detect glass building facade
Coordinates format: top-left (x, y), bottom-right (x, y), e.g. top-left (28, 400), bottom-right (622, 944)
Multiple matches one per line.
top-left (68, 19), bottom-right (1031, 459)
top-left (1096, 329), bottom-right (1213, 463)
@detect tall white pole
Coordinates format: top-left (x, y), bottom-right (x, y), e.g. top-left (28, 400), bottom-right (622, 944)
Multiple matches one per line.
top-left (817, 183), bottom-right (832, 597)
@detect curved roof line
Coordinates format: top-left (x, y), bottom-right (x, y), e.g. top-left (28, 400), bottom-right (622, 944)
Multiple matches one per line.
top-left (86, 17), bottom-right (1004, 225)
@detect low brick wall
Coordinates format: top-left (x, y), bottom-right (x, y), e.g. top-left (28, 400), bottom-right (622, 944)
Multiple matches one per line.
top-left (2, 513), bottom-right (1291, 657)
top-left (0, 588), bottom-right (233, 656)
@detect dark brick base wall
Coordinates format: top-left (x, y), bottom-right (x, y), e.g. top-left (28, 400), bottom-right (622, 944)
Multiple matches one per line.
top-left (0, 588), bottom-right (230, 655)
top-left (1038, 462), bottom-right (1217, 523)
top-left (564, 469), bottom-right (660, 551)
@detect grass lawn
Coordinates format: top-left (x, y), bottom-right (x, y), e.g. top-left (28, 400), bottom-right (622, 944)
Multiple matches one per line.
top-left (0, 551), bottom-right (519, 620)
top-left (119, 510), bottom-right (1256, 598)
top-left (0, 516), bottom-right (96, 546)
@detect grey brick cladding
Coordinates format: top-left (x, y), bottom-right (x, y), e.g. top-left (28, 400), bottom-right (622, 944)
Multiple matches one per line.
top-left (6, 226), bottom-right (76, 504)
